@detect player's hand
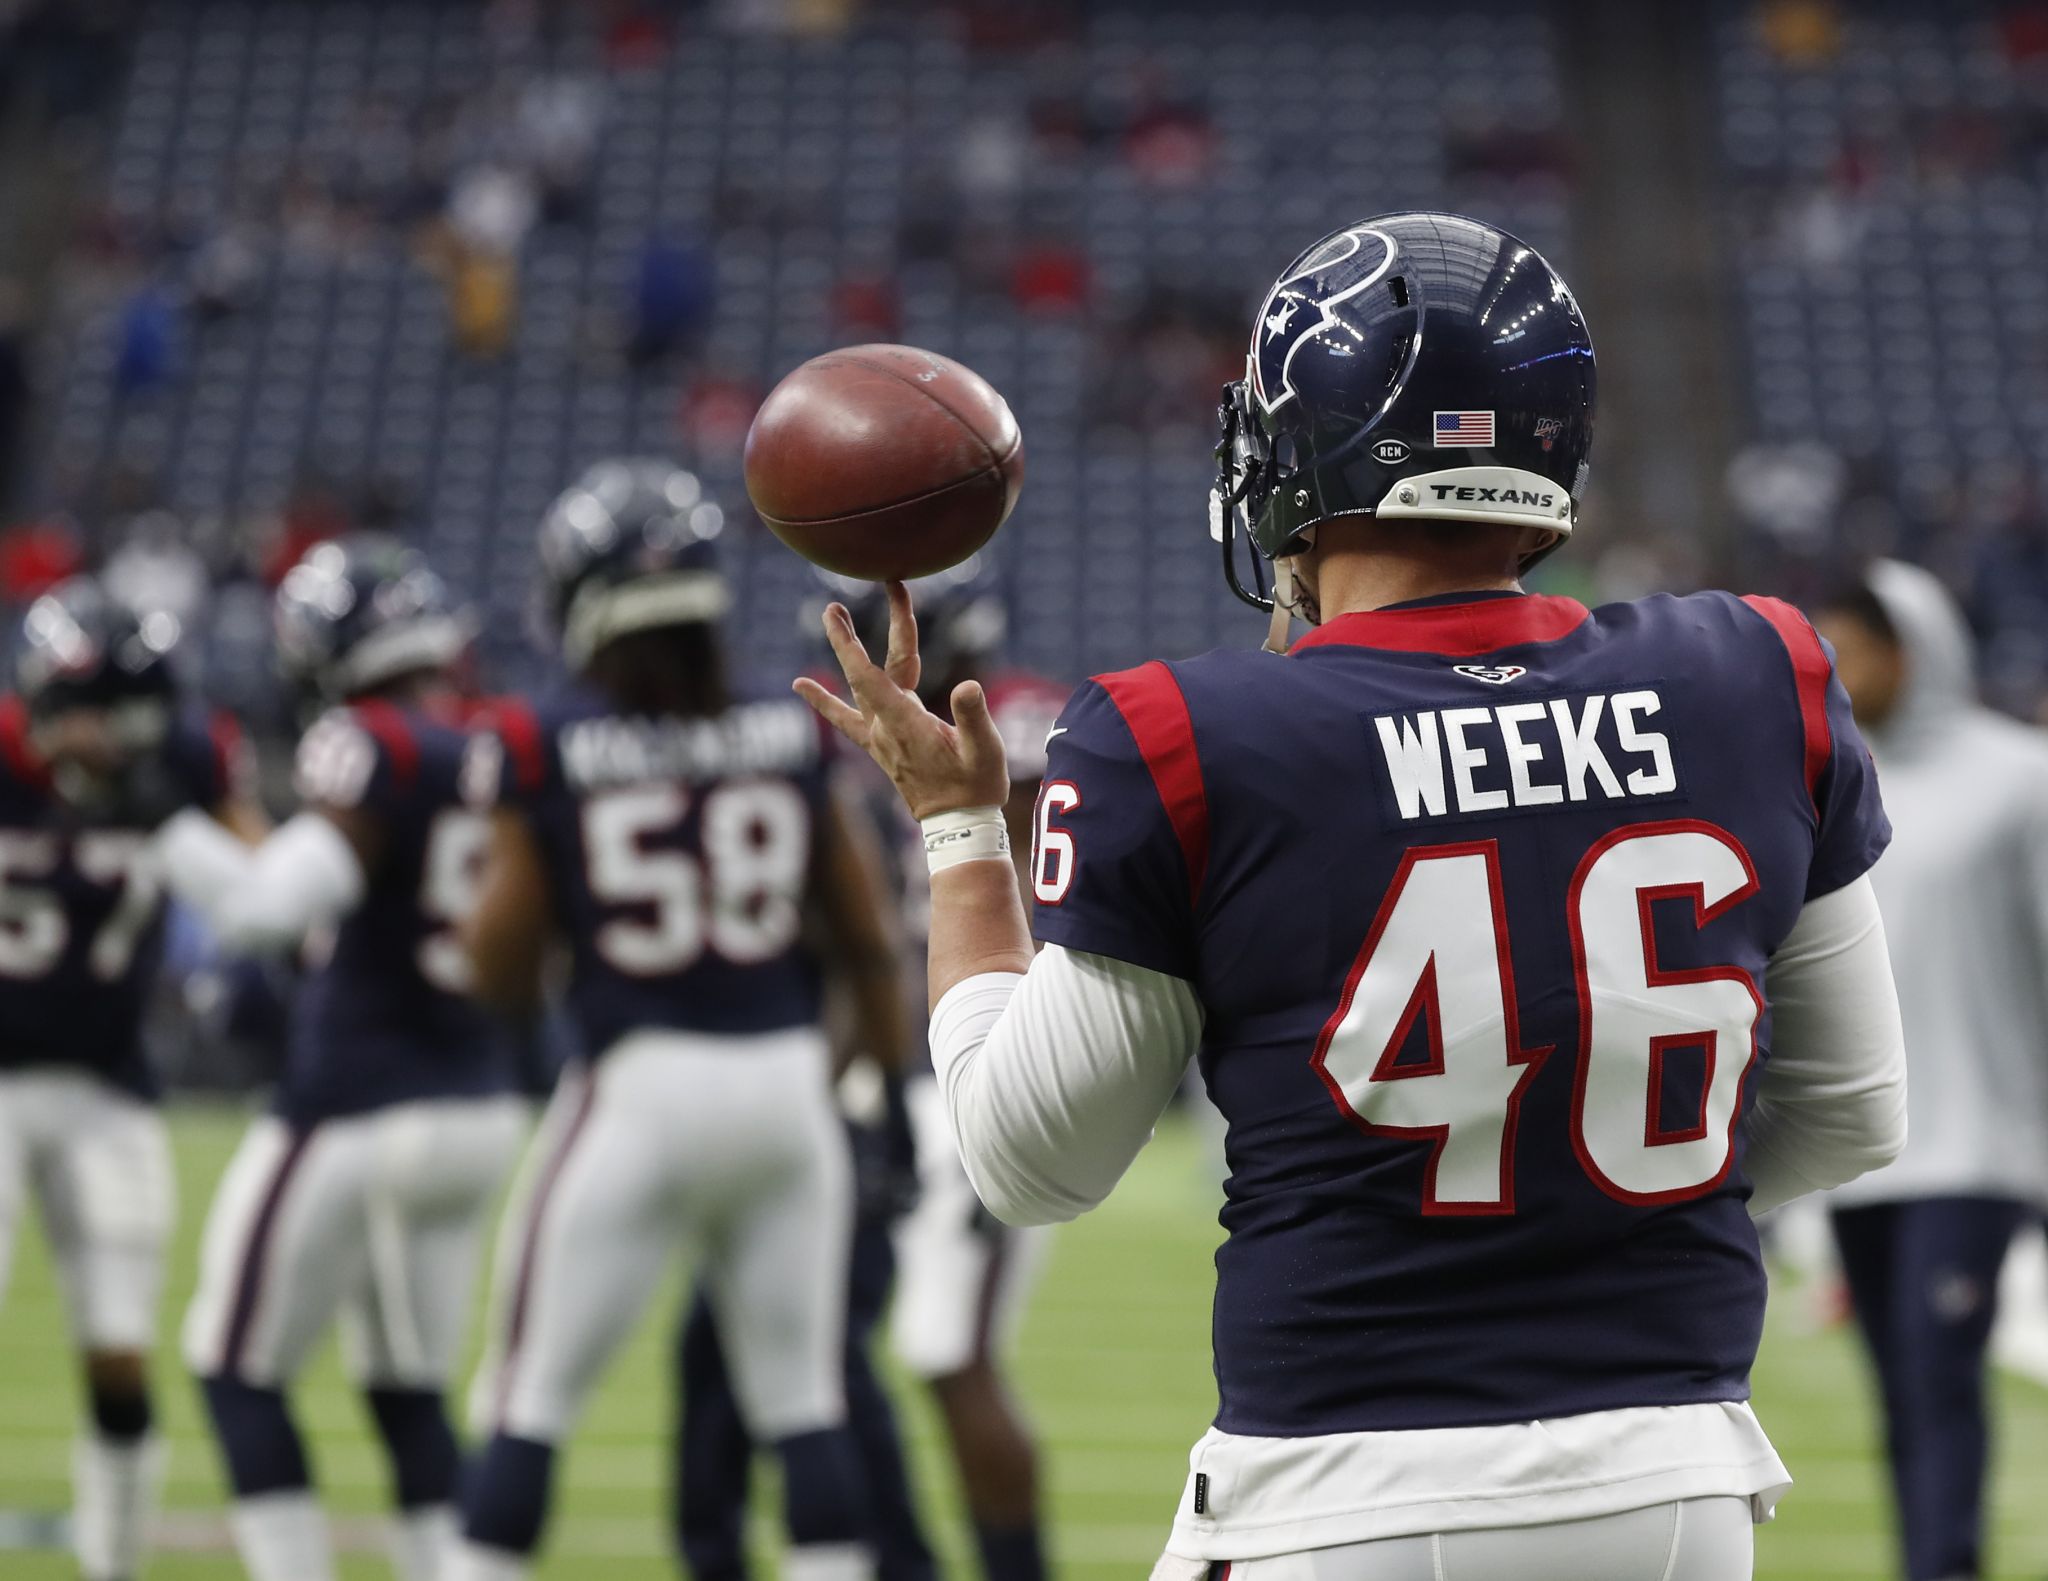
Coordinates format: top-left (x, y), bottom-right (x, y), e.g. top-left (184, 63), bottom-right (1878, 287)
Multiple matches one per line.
top-left (795, 581), bottom-right (1011, 820)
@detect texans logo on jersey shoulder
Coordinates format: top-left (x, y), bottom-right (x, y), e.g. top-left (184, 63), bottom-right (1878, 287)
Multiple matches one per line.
top-left (1452, 663), bottom-right (1527, 685)
top-left (1250, 225), bottom-right (1400, 414)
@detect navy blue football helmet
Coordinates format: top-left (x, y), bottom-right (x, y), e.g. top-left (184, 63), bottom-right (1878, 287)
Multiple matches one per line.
top-left (18, 576), bottom-right (179, 730)
top-left (537, 459), bottom-right (727, 668)
top-left (809, 554), bottom-right (1006, 702)
top-left (1213, 211), bottom-right (1596, 609)
top-left (274, 535), bottom-right (472, 701)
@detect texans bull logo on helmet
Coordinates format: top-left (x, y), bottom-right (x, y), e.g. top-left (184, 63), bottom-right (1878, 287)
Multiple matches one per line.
top-left (1250, 225), bottom-right (1402, 416)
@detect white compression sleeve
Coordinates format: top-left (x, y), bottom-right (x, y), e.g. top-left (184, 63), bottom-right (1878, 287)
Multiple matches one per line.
top-left (153, 807), bottom-right (255, 918)
top-left (197, 812), bottom-right (368, 956)
top-left (1745, 873), bottom-right (1908, 1214)
top-left (928, 945), bottom-right (1204, 1227)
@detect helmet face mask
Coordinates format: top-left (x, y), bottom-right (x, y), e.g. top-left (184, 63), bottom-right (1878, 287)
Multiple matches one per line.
top-left (1212, 211), bottom-right (1596, 612)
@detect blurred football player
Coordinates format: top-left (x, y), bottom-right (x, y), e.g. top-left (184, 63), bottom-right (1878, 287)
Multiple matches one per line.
top-left (162, 538), bottom-right (525, 1581)
top-left (1813, 560), bottom-right (2048, 1581)
top-left (675, 560), bottom-right (1061, 1581)
top-left (448, 460), bottom-right (906, 1581)
top-left (674, 1065), bottom-right (934, 1581)
top-left (0, 577), bottom-right (256, 1581)
top-left (799, 212), bottom-right (1912, 1580)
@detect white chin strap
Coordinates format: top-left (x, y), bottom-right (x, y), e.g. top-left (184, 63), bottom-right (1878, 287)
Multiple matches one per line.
top-left (1373, 465), bottom-right (1576, 536)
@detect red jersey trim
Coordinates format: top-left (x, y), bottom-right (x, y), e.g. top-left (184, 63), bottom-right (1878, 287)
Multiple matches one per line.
top-left (487, 697), bottom-right (548, 794)
top-left (1290, 594), bottom-right (1590, 656)
top-left (349, 699), bottom-right (419, 791)
top-left (1094, 662), bottom-right (1209, 907)
top-left (1740, 595), bottom-right (1831, 816)
top-left (0, 695), bottom-right (49, 789)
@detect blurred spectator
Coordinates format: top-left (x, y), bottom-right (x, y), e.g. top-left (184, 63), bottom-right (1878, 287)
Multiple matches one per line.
top-left (442, 164), bottom-right (534, 357)
top-left (629, 235), bottom-right (716, 367)
top-left (1727, 441), bottom-right (1850, 551)
top-left (0, 515), bottom-right (83, 604)
top-left (1122, 97), bottom-right (1216, 186)
top-left (449, 163), bottom-right (538, 261)
top-left (114, 282), bottom-right (177, 396)
top-left (957, 114), bottom-right (1031, 197)
top-left (604, 1), bottom-right (671, 68)
top-left (1011, 242), bottom-right (1090, 314)
top-left (188, 221), bottom-right (262, 323)
top-left (519, 72), bottom-right (603, 224)
top-left (831, 271), bottom-right (901, 340)
top-left (2001, 3), bottom-right (2048, 65)
top-left (678, 368), bottom-right (763, 460)
top-left (103, 510), bottom-right (210, 628)
top-left (260, 474), bottom-right (353, 586)
top-left (1758, 0), bottom-right (1843, 65)
top-left (450, 250), bottom-right (518, 358)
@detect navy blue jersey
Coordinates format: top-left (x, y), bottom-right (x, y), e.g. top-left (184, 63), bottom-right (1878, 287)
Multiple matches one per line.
top-left (279, 701), bottom-right (515, 1124)
top-left (0, 695), bottom-right (241, 1099)
top-left (489, 687), bottom-right (832, 1057)
top-left (1031, 590), bottom-right (1889, 1438)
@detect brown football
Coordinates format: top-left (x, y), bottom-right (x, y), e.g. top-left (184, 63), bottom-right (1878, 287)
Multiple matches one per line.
top-left (744, 343), bottom-right (1025, 581)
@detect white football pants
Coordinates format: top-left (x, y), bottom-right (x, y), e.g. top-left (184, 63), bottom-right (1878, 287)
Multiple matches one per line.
top-left (471, 1026), bottom-right (853, 1443)
top-left (890, 1074), bottom-right (1049, 1379)
top-left (184, 1095), bottom-right (526, 1386)
top-left (1156, 1498), bottom-right (1754, 1580)
top-left (0, 1068), bottom-right (172, 1350)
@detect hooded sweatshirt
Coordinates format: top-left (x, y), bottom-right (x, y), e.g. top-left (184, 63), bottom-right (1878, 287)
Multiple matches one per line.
top-left (1832, 559), bottom-right (2048, 1207)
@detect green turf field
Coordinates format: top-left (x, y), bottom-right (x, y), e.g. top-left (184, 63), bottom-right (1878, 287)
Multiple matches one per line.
top-left (3, 1105), bottom-right (2047, 1578)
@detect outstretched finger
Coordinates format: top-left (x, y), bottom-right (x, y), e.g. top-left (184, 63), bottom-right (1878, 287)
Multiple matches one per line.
top-left (793, 676), bottom-right (871, 747)
top-left (883, 580), bottom-right (921, 693)
top-left (819, 603), bottom-right (887, 703)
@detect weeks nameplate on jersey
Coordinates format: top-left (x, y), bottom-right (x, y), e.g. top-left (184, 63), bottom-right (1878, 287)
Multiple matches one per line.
top-left (1371, 688), bottom-right (1679, 820)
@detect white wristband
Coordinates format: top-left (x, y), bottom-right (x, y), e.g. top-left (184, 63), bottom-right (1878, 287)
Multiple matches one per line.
top-left (923, 806), bottom-right (1011, 874)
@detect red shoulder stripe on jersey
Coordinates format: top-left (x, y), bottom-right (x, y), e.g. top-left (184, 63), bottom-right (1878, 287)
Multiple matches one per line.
top-left (348, 699), bottom-right (419, 790)
top-left (490, 696), bottom-right (548, 794)
top-left (1095, 662), bottom-right (1209, 906)
top-left (1740, 595), bottom-right (1831, 816)
top-left (1290, 595), bottom-right (1590, 656)
top-left (0, 695), bottom-right (49, 790)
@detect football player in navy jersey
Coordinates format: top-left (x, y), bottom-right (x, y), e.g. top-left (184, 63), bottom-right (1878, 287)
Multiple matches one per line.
top-left (799, 212), bottom-right (1911, 1580)
top-left (448, 460), bottom-right (906, 1581)
top-left (0, 576), bottom-right (258, 1581)
top-left (158, 538), bottom-right (525, 1581)
top-left (675, 560), bottom-right (1064, 1581)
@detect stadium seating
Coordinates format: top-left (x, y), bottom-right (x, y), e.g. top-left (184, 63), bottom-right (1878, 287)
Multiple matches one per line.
top-left (44, 0), bottom-right (1569, 687)
top-left (1715, 0), bottom-right (2048, 708)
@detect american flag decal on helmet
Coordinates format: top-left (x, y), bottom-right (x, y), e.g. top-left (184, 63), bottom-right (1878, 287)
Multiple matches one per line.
top-left (1434, 411), bottom-right (1495, 447)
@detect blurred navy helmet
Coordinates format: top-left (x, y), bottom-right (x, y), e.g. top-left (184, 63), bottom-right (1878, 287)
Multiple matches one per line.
top-left (18, 575), bottom-right (179, 731)
top-left (275, 535), bottom-right (472, 701)
top-left (1213, 211), bottom-right (1596, 609)
top-left (538, 458), bottom-right (728, 668)
top-left (810, 554), bottom-right (1006, 690)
